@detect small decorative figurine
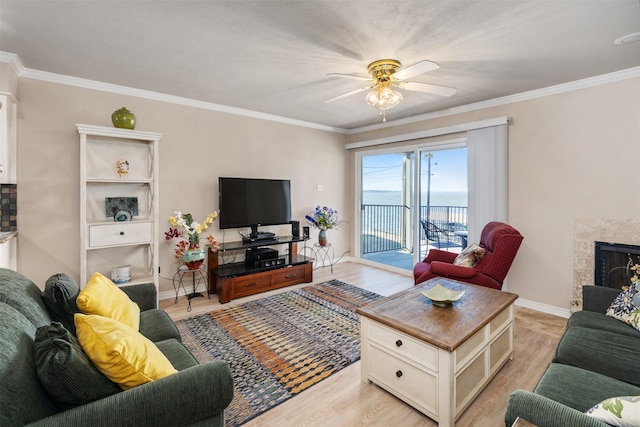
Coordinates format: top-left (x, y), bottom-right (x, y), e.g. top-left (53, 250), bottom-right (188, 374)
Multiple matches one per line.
top-left (115, 159), bottom-right (129, 178)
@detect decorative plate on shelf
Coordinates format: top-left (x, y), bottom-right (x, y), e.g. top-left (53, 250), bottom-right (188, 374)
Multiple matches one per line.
top-left (114, 210), bottom-right (132, 222)
top-left (421, 284), bottom-right (465, 307)
top-left (105, 197), bottom-right (138, 218)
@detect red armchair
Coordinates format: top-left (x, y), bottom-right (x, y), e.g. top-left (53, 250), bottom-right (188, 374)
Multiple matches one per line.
top-left (413, 221), bottom-right (524, 290)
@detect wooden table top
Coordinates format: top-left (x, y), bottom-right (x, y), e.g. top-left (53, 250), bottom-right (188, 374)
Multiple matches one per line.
top-left (356, 278), bottom-right (518, 351)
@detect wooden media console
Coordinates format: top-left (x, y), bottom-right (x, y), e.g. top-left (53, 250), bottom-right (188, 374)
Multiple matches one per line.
top-left (207, 236), bottom-right (313, 303)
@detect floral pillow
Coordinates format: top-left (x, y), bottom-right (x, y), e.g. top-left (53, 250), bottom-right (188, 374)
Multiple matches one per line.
top-left (586, 395), bottom-right (640, 426)
top-left (453, 243), bottom-right (486, 268)
top-left (606, 283), bottom-right (640, 332)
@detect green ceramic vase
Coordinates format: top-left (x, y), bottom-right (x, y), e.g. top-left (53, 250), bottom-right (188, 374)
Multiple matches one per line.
top-left (111, 107), bottom-right (136, 129)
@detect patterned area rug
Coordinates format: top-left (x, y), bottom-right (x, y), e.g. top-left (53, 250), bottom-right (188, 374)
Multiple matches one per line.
top-left (175, 279), bottom-right (382, 426)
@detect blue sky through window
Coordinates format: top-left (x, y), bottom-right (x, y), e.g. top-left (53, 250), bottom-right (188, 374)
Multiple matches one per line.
top-left (362, 148), bottom-right (467, 193)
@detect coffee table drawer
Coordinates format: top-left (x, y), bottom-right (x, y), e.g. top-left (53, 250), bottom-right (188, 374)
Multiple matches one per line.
top-left (490, 305), bottom-right (513, 336)
top-left (367, 320), bottom-right (438, 371)
top-left (367, 344), bottom-right (438, 417)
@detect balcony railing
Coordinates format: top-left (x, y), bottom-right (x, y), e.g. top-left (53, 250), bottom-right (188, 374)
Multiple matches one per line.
top-left (361, 204), bottom-right (468, 255)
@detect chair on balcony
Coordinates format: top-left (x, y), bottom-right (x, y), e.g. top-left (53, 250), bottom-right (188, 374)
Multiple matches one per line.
top-left (420, 220), bottom-right (461, 250)
top-left (413, 221), bottom-right (524, 290)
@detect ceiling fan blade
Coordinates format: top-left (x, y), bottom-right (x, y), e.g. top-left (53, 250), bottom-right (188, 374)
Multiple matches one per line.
top-left (327, 72), bottom-right (372, 81)
top-left (323, 86), bottom-right (372, 103)
top-left (402, 81), bottom-right (456, 97)
top-left (395, 60), bottom-right (440, 80)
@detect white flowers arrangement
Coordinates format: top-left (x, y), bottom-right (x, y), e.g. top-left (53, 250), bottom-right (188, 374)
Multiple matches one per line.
top-left (166, 210), bottom-right (219, 258)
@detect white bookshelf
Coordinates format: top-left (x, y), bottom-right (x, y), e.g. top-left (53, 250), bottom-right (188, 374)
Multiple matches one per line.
top-left (77, 124), bottom-right (161, 292)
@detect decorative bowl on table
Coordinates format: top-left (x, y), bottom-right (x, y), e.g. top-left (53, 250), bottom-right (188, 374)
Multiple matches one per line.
top-left (421, 284), bottom-right (465, 307)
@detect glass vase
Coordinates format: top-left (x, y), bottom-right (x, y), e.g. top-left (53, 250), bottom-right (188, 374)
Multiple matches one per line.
top-left (318, 229), bottom-right (328, 247)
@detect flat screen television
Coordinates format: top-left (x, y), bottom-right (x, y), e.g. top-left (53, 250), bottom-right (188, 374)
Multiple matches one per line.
top-left (218, 177), bottom-right (291, 237)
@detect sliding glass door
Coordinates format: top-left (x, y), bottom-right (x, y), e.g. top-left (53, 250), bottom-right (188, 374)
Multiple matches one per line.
top-left (418, 148), bottom-right (468, 260)
top-left (358, 143), bottom-right (467, 271)
top-left (360, 151), bottom-right (416, 270)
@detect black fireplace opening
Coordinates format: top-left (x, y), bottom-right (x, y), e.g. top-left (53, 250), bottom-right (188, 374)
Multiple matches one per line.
top-left (594, 241), bottom-right (640, 289)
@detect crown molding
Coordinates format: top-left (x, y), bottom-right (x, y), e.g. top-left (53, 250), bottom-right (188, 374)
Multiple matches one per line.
top-left (1, 51), bottom-right (638, 135)
top-left (22, 68), bottom-right (348, 133)
top-left (0, 51), bottom-right (347, 134)
top-left (0, 52), bottom-right (25, 76)
top-left (348, 66), bottom-right (640, 134)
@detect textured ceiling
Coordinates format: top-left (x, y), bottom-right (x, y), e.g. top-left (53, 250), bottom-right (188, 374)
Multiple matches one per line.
top-left (1, 0), bottom-right (639, 130)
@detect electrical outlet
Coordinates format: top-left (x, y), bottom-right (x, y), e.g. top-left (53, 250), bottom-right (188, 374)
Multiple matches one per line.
top-left (316, 184), bottom-right (323, 191)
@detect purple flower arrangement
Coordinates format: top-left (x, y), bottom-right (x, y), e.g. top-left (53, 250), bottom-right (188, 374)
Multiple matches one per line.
top-left (305, 205), bottom-right (341, 231)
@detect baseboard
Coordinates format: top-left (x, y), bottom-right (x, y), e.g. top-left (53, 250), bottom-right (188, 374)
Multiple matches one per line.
top-left (514, 297), bottom-right (571, 319)
top-left (159, 282), bottom-right (209, 302)
top-left (158, 266), bottom-right (573, 320)
top-left (158, 257), bottom-right (359, 301)
top-left (334, 255), bottom-right (356, 266)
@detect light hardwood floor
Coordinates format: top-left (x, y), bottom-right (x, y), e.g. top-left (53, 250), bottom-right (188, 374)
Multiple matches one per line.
top-left (160, 262), bottom-right (567, 426)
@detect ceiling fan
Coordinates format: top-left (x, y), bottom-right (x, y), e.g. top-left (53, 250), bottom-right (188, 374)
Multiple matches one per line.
top-left (324, 59), bottom-right (456, 121)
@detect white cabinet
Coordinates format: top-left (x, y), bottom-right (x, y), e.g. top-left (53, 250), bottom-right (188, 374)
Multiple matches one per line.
top-left (360, 305), bottom-right (514, 427)
top-left (77, 124), bottom-right (161, 292)
top-left (0, 94), bottom-right (17, 184)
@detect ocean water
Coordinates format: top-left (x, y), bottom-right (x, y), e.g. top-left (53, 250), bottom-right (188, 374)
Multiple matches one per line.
top-left (361, 191), bottom-right (468, 252)
top-left (363, 190), bottom-right (467, 207)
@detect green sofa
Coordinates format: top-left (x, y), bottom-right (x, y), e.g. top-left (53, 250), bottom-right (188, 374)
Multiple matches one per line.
top-left (505, 285), bottom-right (640, 426)
top-left (0, 268), bottom-right (234, 426)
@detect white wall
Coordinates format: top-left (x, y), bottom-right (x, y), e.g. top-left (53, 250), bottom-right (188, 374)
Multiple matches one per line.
top-left (13, 72), bottom-right (640, 313)
top-left (347, 76), bottom-right (640, 313)
top-left (15, 78), bottom-right (348, 294)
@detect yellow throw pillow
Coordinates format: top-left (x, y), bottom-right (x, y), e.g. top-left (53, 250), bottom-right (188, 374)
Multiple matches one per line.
top-left (75, 313), bottom-right (177, 390)
top-left (77, 272), bottom-right (140, 330)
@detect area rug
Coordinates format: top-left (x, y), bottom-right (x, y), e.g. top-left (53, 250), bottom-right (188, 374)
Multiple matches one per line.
top-left (175, 279), bottom-right (382, 426)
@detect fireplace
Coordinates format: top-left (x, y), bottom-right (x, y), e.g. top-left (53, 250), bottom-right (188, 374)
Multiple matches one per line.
top-left (594, 241), bottom-right (640, 289)
top-left (573, 218), bottom-right (640, 310)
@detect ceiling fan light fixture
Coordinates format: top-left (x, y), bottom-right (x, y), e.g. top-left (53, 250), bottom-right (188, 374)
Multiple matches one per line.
top-left (364, 60), bottom-right (405, 114)
top-left (326, 58), bottom-right (455, 122)
top-left (365, 90), bottom-right (380, 106)
top-left (365, 86), bottom-right (403, 110)
top-left (381, 87), bottom-right (400, 102)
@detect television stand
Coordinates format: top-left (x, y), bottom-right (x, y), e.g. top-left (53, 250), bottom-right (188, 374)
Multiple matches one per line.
top-left (207, 236), bottom-right (313, 303)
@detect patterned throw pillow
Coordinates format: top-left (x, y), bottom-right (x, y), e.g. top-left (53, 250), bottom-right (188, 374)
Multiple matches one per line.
top-left (453, 243), bottom-right (486, 268)
top-left (586, 395), bottom-right (640, 426)
top-left (606, 283), bottom-right (640, 332)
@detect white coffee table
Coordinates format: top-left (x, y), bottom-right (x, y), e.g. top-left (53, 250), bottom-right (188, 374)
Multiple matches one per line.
top-left (357, 278), bottom-right (518, 427)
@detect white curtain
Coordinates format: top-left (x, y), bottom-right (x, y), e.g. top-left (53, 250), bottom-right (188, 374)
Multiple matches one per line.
top-left (466, 124), bottom-right (509, 244)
